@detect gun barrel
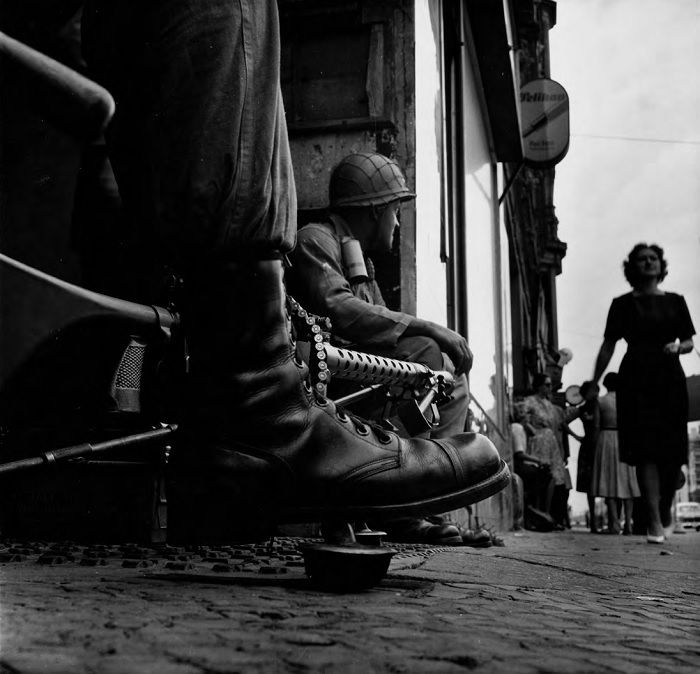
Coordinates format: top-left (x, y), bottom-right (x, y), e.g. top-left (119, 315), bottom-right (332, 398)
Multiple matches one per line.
top-left (323, 344), bottom-right (454, 390)
top-left (0, 425), bottom-right (177, 477)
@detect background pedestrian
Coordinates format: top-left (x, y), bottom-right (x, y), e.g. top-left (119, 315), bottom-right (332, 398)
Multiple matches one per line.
top-left (590, 372), bottom-right (640, 535)
top-left (575, 381), bottom-right (601, 532)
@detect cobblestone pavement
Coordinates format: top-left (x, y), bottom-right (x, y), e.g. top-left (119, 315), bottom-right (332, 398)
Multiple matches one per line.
top-left (1, 528), bottom-right (699, 673)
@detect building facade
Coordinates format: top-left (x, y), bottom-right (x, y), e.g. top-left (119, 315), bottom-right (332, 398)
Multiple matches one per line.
top-left (279, 0), bottom-right (566, 529)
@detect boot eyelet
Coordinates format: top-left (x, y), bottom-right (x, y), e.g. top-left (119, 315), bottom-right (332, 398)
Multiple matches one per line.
top-left (355, 424), bottom-right (370, 436)
top-left (293, 356), bottom-right (305, 368)
top-left (316, 396), bottom-right (329, 407)
top-left (303, 381), bottom-right (313, 394)
top-left (378, 432), bottom-right (393, 445)
top-left (336, 410), bottom-right (349, 423)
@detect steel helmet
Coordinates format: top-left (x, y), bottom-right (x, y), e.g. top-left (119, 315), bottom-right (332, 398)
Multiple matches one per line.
top-left (329, 152), bottom-right (415, 208)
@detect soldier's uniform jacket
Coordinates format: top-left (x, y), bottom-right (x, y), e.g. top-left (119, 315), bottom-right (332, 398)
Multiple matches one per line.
top-left (289, 217), bottom-right (410, 348)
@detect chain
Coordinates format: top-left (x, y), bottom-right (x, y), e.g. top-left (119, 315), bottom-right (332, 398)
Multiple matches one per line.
top-left (286, 295), bottom-right (333, 397)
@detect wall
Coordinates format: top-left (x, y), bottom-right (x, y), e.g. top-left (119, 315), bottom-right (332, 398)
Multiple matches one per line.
top-left (279, 0), bottom-right (415, 314)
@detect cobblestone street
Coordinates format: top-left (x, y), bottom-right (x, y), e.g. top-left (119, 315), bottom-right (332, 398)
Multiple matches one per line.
top-left (1, 528), bottom-right (699, 673)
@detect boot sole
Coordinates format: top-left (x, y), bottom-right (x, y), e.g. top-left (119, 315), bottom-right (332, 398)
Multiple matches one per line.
top-left (281, 459), bottom-right (511, 522)
top-left (167, 460), bottom-right (510, 542)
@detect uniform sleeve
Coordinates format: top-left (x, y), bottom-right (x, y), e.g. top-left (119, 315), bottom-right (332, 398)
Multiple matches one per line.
top-left (290, 225), bottom-right (410, 347)
top-left (676, 294), bottom-right (696, 340)
top-left (603, 296), bottom-right (624, 341)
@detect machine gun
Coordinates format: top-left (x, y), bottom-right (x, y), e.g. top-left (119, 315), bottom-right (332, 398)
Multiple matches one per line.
top-left (286, 296), bottom-right (455, 436)
top-left (0, 30), bottom-right (182, 542)
top-left (0, 252), bottom-right (182, 542)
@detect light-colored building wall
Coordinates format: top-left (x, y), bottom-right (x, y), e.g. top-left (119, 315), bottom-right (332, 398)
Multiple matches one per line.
top-left (414, 0), bottom-right (447, 327)
top-left (463, 94), bottom-right (498, 417)
top-left (413, 0), bottom-right (518, 531)
top-left (414, 0), bottom-right (513, 429)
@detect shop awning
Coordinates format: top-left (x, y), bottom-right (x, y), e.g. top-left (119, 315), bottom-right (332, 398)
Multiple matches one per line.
top-left (465, 0), bottom-right (523, 162)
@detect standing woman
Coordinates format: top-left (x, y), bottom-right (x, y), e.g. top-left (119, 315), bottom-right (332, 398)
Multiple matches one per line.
top-left (590, 372), bottom-right (640, 535)
top-left (514, 373), bottom-right (580, 523)
top-left (593, 243), bottom-right (695, 543)
top-left (575, 381), bottom-right (601, 533)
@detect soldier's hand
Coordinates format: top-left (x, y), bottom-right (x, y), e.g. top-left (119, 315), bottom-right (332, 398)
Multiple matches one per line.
top-left (432, 325), bottom-right (473, 375)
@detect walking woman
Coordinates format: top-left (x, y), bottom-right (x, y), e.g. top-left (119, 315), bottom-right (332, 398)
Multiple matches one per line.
top-left (593, 243), bottom-right (695, 543)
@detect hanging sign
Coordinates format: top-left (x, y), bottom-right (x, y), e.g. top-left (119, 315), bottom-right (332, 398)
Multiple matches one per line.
top-left (520, 78), bottom-right (570, 168)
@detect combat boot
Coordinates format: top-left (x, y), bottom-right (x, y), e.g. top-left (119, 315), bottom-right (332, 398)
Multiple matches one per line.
top-left (167, 258), bottom-right (509, 542)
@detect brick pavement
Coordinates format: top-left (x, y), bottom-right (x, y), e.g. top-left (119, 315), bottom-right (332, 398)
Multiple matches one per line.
top-left (1, 529), bottom-right (699, 673)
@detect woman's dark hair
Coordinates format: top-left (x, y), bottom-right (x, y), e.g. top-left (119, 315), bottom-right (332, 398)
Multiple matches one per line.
top-left (602, 372), bottom-right (618, 392)
top-left (623, 243), bottom-right (668, 287)
top-left (532, 373), bottom-right (550, 389)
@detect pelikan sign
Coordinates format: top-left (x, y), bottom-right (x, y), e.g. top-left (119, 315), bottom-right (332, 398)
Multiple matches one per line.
top-left (520, 78), bottom-right (570, 168)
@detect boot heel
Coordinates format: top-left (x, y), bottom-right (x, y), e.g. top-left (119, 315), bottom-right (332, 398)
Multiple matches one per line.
top-left (167, 478), bottom-right (277, 544)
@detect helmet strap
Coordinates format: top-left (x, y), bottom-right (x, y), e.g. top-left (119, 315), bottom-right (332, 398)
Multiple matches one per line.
top-left (367, 205), bottom-right (386, 250)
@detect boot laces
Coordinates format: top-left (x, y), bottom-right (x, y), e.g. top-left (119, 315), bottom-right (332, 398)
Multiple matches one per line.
top-left (317, 394), bottom-right (393, 444)
top-left (286, 295), bottom-right (393, 445)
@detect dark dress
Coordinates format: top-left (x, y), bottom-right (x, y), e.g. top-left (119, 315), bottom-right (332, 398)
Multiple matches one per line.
top-left (575, 398), bottom-right (599, 494)
top-left (604, 292), bottom-right (696, 466)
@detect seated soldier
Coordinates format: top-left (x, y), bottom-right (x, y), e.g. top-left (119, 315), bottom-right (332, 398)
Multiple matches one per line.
top-left (288, 152), bottom-right (477, 544)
